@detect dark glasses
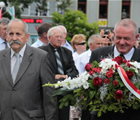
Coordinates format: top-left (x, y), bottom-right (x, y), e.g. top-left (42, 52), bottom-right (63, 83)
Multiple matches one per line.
top-left (77, 42), bottom-right (86, 45)
top-left (102, 36), bottom-right (109, 39)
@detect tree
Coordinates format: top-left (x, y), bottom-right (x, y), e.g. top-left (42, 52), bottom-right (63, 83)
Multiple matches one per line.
top-left (56, 0), bottom-right (72, 14)
top-left (52, 9), bottom-right (99, 42)
top-left (0, 0), bottom-right (48, 19)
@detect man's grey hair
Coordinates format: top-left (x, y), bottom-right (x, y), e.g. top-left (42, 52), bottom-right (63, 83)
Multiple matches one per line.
top-left (7, 18), bottom-right (28, 35)
top-left (57, 25), bottom-right (67, 33)
top-left (0, 17), bottom-right (10, 25)
top-left (47, 26), bottom-right (64, 38)
top-left (88, 34), bottom-right (102, 46)
top-left (114, 19), bottom-right (138, 36)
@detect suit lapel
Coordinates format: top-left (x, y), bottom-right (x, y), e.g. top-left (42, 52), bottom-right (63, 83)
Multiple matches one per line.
top-left (131, 47), bottom-right (140, 61)
top-left (60, 47), bottom-right (67, 70)
top-left (47, 44), bottom-right (57, 73)
top-left (1, 49), bottom-right (13, 86)
top-left (100, 46), bottom-right (114, 61)
top-left (14, 45), bottom-right (33, 85)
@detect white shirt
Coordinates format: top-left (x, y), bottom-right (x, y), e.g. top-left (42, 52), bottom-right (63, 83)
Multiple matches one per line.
top-left (31, 39), bottom-right (45, 48)
top-left (73, 52), bottom-right (79, 62)
top-left (11, 44), bottom-right (26, 73)
top-left (114, 46), bottom-right (134, 60)
top-left (75, 49), bottom-right (91, 74)
top-left (0, 37), bottom-right (9, 50)
top-left (63, 40), bottom-right (74, 54)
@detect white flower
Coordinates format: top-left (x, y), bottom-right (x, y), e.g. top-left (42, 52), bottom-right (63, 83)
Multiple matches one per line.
top-left (55, 71), bottom-right (90, 90)
top-left (129, 61), bottom-right (140, 73)
top-left (129, 61), bottom-right (140, 69)
top-left (99, 58), bottom-right (117, 73)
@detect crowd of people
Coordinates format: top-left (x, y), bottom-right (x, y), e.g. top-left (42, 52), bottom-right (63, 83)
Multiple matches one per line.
top-left (0, 17), bottom-right (140, 120)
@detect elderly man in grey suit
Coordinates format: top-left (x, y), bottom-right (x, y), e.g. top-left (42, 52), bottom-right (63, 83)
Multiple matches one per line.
top-left (0, 18), bottom-right (56, 120)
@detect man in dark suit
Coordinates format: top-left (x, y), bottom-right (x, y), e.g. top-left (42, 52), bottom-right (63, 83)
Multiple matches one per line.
top-left (39, 26), bottom-right (79, 120)
top-left (89, 19), bottom-right (140, 120)
top-left (0, 18), bottom-right (56, 120)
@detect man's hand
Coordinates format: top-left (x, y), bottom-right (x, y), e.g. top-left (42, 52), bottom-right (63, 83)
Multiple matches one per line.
top-left (55, 74), bottom-right (67, 79)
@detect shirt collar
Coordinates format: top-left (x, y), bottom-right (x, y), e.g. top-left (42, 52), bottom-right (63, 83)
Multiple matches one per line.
top-left (37, 39), bottom-right (45, 46)
top-left (63, 40), bottom-right (70, 47)
top-left (0, 37), bottom-right (5, 44)
top-left (11, 44), bottom-right (26, 58)
top-left (87, 49), bottom-right (91, 57)
top-left (114, 46), bottom-right (134, 60)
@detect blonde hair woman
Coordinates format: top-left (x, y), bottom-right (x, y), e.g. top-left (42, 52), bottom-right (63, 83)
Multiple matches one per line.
top-left (71, 34), bottom-right (86, 61)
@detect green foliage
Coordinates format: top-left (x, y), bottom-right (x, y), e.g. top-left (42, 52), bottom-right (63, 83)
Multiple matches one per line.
top-left (35, 0), bottom-right (48, 16)
top-left (0, 0), bottom-right (48, 19)
top-left (52, 9), bottom-right (99, 42)
top-left (56, 0), bottom-right (72, 11)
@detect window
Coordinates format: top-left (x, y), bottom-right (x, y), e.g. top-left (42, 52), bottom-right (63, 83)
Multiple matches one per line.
top-left (78, 0), bottom-right (86, 13)
top-left (122, 0), bottom-right (131, 19)
top-left (99, 0), bottom-right (108, 19)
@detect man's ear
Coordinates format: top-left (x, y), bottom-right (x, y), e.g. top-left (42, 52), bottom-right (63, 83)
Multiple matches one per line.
top-left (43, 32), bottom-right (47, 37)
top-left (26, 33), bottom-right (30, 42)
top-left (136, 34), bottom-right (139, 40)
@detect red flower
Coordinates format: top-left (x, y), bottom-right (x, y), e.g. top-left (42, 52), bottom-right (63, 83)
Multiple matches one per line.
top-left (106, 69), bottom-right (114, 78)
top-left (92, 68), bottom-right (101, 73)
top-left (97, 68), bottom-right (101, 73)
top-left (123, 59), bottom-right (127, 63)
top-left (93, 77), bottom-right (103, 87)
top-left (126, 62), bottom-right (131, 67)
top-left (89, 71), bottom-right (93, 75)
top-left (126, 71), bottom-right (134, 79)
top-left (104, 78), bottom-right (110, 84)
top-left (115, 64), bottom-right (119, 70)
top-left (115, 90), bottom-right (123, 100)
top-left (114, 56), bottom-right (123, 65)
top-left (113, 80), bottom-right (119, 86)
top-left (85, 63), bottom-right (92, 71)
top-left (92, 68), bottom-right (98, 72)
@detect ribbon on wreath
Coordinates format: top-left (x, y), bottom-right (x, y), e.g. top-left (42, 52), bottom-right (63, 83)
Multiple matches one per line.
top-left (117, 66), bottom-right (140, 99)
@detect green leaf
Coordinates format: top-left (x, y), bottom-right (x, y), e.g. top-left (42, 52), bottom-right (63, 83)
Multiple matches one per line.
top-left (52, 88), bottom-right (73, 97)
top-left (89, 90), bottom-right (96, 99)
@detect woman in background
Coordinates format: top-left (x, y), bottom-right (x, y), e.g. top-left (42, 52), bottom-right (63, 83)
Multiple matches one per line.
top-left (71, 34), bottom-right (87, 61)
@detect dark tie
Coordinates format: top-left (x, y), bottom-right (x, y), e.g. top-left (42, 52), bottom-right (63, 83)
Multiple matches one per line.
top-left (4, 41), bottom-right (8, 48)
top-left (12, 53), bottom-right (21, 83)
top-left (54, 49), bottom-right (64, 74)
top-left (120, 54), bottom-right (125, 59)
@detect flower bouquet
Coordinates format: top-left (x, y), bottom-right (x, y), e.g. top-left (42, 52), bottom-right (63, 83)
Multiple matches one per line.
top-left (43, 56), bottom-right (140, 117)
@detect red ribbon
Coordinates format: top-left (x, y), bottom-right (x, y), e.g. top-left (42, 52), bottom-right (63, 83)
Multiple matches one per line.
top-left (119, 66), bottom-right (140, 95)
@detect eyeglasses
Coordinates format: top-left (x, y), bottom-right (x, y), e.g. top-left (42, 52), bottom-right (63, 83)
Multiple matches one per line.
top-left (77, 42), bottom-right (86, 45)
top-left (102, 36), bottom-right (109, 39)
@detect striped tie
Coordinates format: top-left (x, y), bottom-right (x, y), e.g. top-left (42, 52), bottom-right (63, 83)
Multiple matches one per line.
top-left (4, 41), bottom-right (8, 48)
top-left (54, 49), bottom-right (64, 74)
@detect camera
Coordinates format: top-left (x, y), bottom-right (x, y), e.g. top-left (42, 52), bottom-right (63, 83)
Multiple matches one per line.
top-left (104, 30), bottom-right (110, 35)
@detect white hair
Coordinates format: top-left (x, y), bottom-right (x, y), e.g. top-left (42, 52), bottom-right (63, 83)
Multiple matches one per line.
top-left (47, 26), bottom-right (64, 38)
top-left (88, 34), bottom-right (102, 46)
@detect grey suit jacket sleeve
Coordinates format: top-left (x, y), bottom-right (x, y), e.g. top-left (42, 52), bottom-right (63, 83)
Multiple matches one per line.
top-left (41, 53), bottom-right (58, 120)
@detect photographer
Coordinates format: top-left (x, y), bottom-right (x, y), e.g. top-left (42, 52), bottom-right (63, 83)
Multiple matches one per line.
top-left (100, 29), bottom-right (113, 46)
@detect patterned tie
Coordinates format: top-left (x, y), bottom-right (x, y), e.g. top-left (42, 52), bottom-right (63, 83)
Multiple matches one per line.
top-left (54, 49), bottom-right (64, 74)
top-left (12, 53), bottom-right (21, 83)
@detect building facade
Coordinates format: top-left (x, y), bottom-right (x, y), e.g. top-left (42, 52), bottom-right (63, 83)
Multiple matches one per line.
top-left (75, 0), bottom-right (140, 31)
top-left (21, 0), bottom-right (140, 44)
